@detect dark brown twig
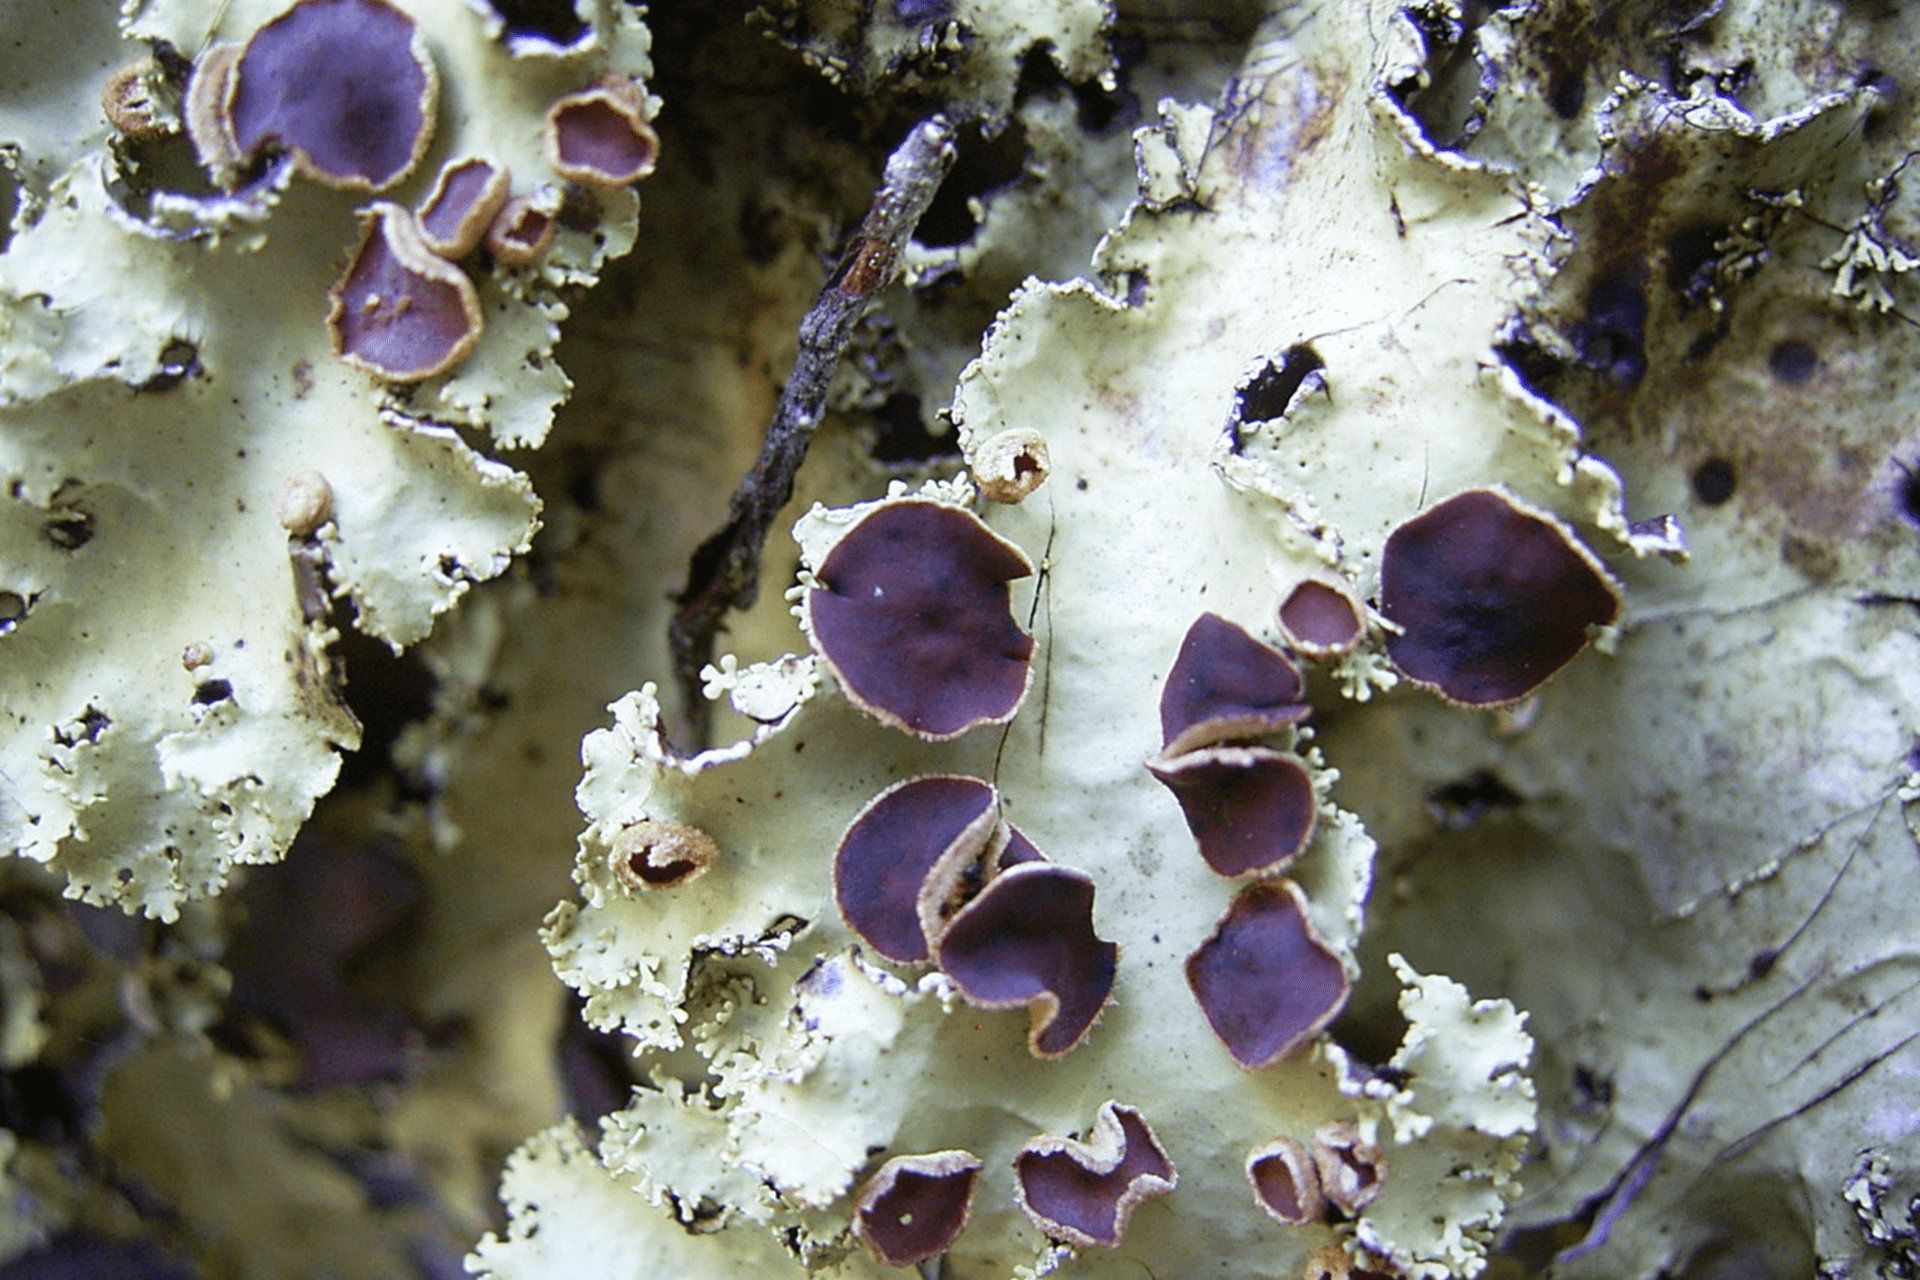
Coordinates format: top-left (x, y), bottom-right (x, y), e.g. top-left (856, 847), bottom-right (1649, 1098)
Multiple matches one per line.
top-left (669, 116), bottom-right (957, 745)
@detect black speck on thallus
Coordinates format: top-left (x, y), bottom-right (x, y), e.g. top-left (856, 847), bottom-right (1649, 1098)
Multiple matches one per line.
top-left (1767, 339), bottom-right (1816, 384)
top-left (1896, 458), bottom-right (1920, 527)
top-left (1573, 275), bottom-right (1648, 387)
top-left (42, 511), bottom-right (93, 551)
top-left (192, 679), bottom-right (234, 705)
top-left (1691, 457), bottom-right (1736, 506)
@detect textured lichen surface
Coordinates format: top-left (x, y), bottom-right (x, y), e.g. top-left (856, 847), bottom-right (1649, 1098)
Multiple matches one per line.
top-left (485, 0), bottom-right (1920, 1276)
top-left (6, 0), bottom-right (1920, 1278)
top-left (1, 0), bottom-right (654, 1271)
top-left (0, 0), bottom-right (651, 916)
top-left (488, 0), bottom-right (1576, 1271)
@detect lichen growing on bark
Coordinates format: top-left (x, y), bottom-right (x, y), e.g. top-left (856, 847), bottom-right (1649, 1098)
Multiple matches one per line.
top-left (5, 0), bottom-right (1920, 1278)
top-left (0, 0), bottom-right (653, 915)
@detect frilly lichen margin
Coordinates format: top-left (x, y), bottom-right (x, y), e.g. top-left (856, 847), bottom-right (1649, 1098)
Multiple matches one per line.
top-left (494, 0), bottom-right (1621, 1272)
top-left (0, 0), bottom-right (653, 915)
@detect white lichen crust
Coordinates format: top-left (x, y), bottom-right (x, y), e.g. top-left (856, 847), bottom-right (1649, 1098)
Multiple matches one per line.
top-left (0, 0), bottom-right (1899, 1274)
top-left (760, 0), bottom-right (1111, 127)
top-left (490, 0), bottom-right (1621, 1269)
top-left (1340, 958), bottom-right (1536, 1278)
top-left (0, 0), bottom-right (655, 915)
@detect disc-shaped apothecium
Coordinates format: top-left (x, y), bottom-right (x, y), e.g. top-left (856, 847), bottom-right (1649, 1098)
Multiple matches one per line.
top-left (833, 775), bottom-right (999, 965)
top-left (934, 862), bottom-right (1118, 1058)
top-left (851, 1150), bottom-right (982, 1268)
top-left (416, 156), bottom-right (511, 259)
top-left (1246, 1135), bottom-right (1325, 1225)
top-left (1013, 1102), bottom-right (1177, 1249)
top-left (805, 500), bottom-right (1034, 740)
top-left (1159, 613), bottom-right (1310, 756)
top-left (1379, 488), bottom-right (1621, 706)
top-left (1277, 576), bottom-right (1367, 658)
top-left (327, 204), bottom-right (483, 382)
top-left (544, 75), bottom-right (660, 187)
top-left (224, 0), bottom-right (437, 191)
top-left (1186, 879), bottom-right (1350, 1070)
top-left (1147, 745), bottom-right (1317, 878)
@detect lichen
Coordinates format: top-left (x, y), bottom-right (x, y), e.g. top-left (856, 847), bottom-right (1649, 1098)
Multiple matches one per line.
top-left (485, 1), bottom-right (1588, 1272)
top-left (1, 0), bottom-right (653, 916)
top-left (6, 0), bottom-right (1920, 1277)
top-left (489, 0), bottom-right (1920, 1274)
